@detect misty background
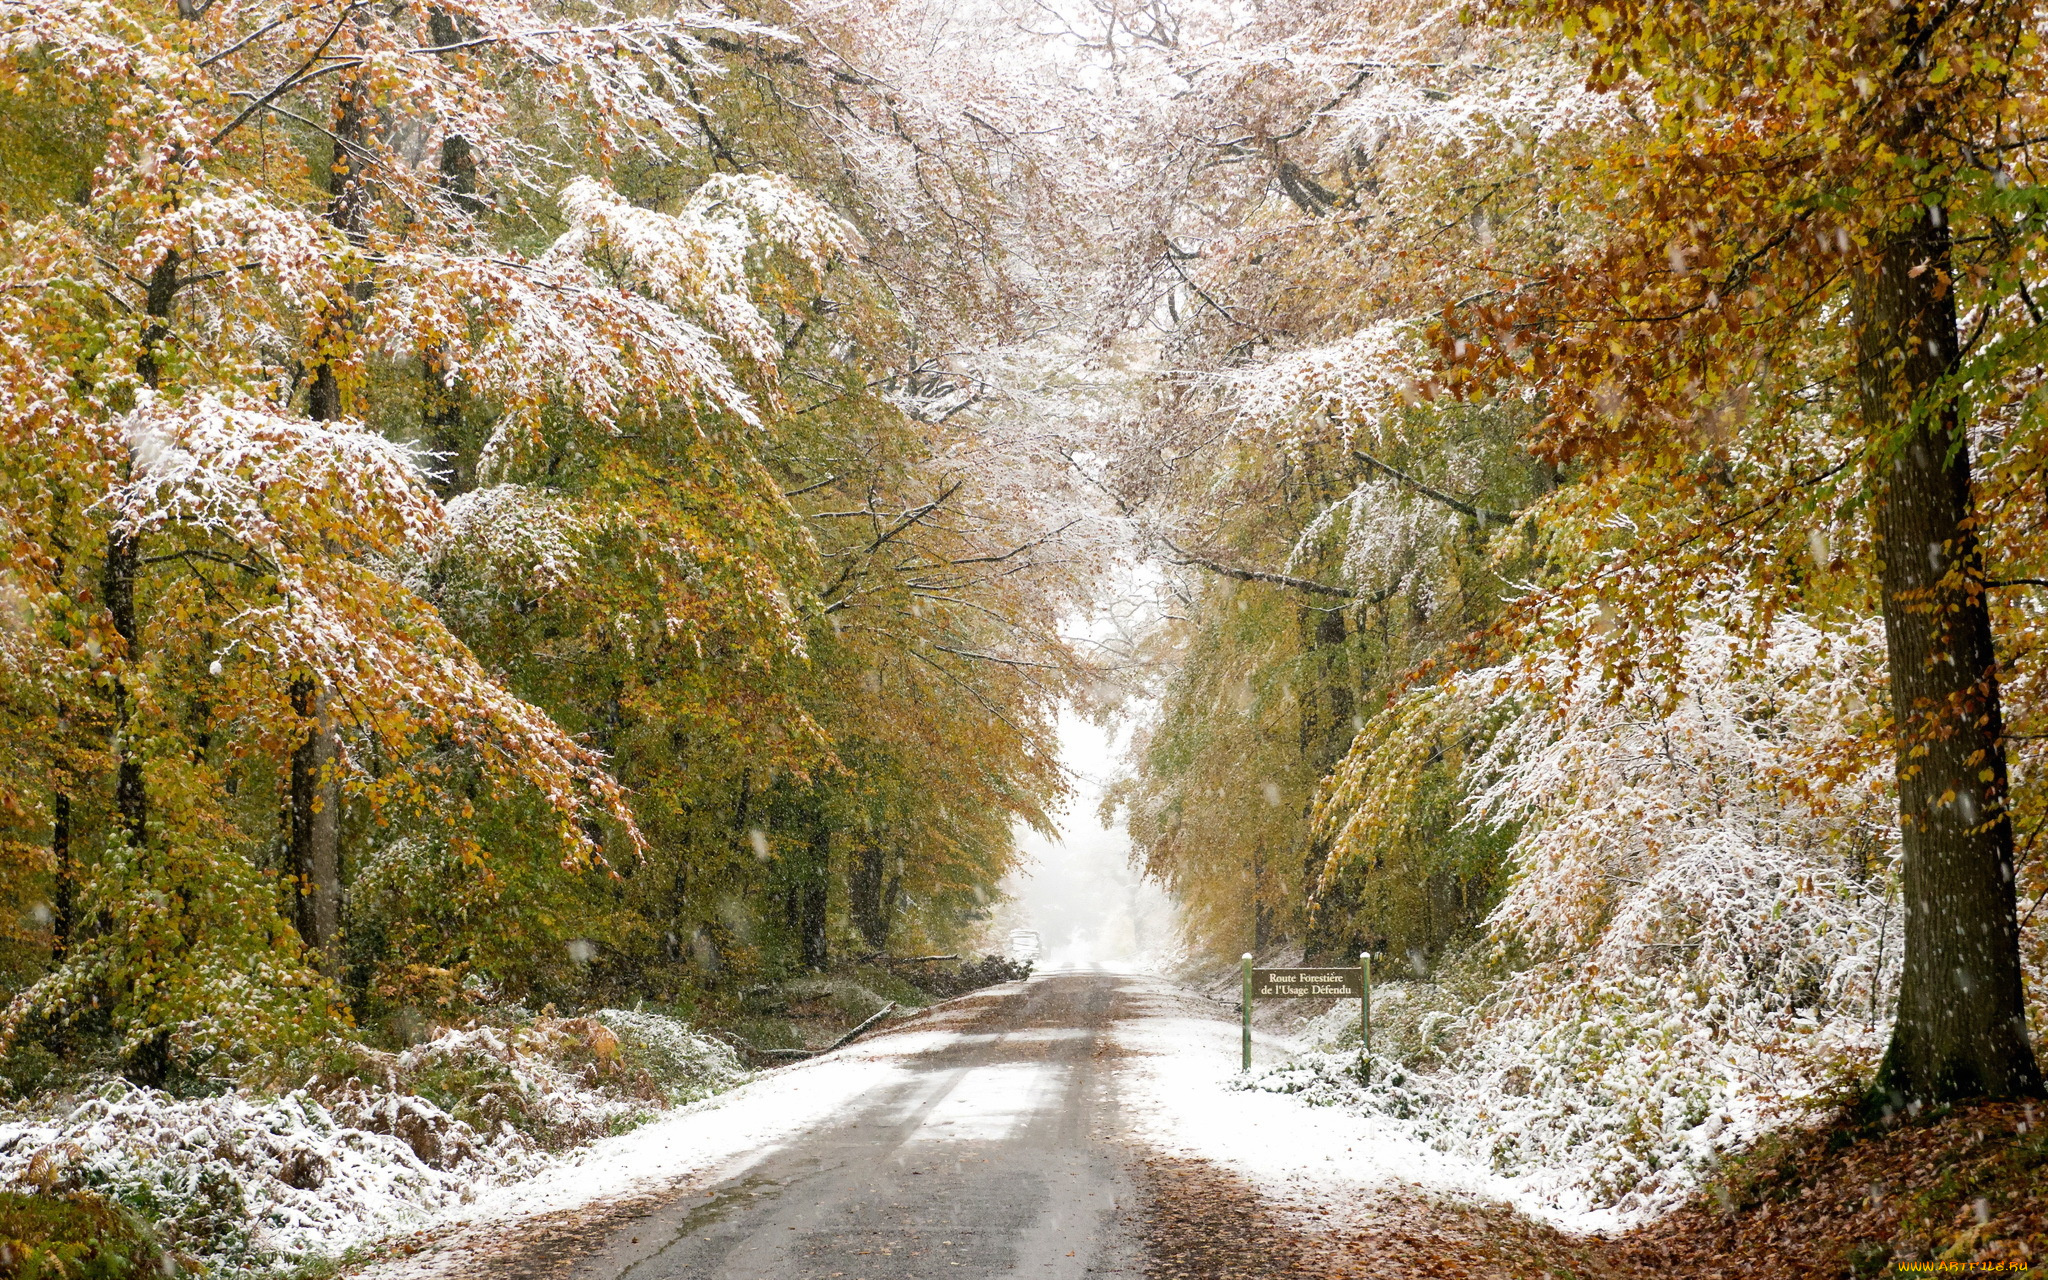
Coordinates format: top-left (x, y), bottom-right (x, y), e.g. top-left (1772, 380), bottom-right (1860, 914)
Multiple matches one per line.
top-left (988, 710), bottom-right (1180, 971)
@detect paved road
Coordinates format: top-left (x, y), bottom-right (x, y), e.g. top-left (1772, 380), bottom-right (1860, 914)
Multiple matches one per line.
top-left (571, 973), bottom-right (1144, 1280)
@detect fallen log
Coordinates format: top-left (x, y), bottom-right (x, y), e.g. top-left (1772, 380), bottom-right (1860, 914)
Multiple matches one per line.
top-left (754, 1002), bottom-right (899, 1060)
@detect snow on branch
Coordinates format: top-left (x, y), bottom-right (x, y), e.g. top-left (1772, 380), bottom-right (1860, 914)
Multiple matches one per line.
top-left (374, 174), bottom-right (855, 478)
top-left (105, 392), bottom-right (637, 862)
top-left (224, 562), bottom-right (640, 865)
top-left (427, 483), bottom-right (586, 597)
top-left (111, 391), bottom-right (442, 559)
top-left (554, 173), bottom-right (857, 363)
top-left (1225, 320), bottom-right (1434, 447)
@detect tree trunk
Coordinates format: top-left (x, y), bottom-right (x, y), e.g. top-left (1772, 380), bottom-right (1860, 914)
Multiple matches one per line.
top-left (421, 7), bottom-right (481, 497)
top-left (1859, 205), bottom-right (2043, 1104)
top-left (1252, 845), bottom-right (1274, 952)
top-left (787, 820), bottom-right (831, 971)
top-left (52, 791), bottom-right (72, 955)
top-left (849, 842), bottom-right (891, 952)
top-left (52, 546), bottom-right (74, 957)
top-left (115, 247), bottom-right (179, 1086)
top-left (1301, 606), bottom-right (1361, 962)
top-left (285, 74), bottom-right (369, 971)
top-left (103, 532), bottom-right (145, 847)
top-left (104, 246), bottom-right (177, 854)
top-left (290, 676), bottom-right (342, 966)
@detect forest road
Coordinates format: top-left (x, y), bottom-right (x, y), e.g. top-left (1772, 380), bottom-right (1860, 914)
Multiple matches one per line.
top-left (568, 972), bottom-right (1146, 1280)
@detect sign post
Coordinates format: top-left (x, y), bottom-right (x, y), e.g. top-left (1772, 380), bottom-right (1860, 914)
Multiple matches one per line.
top-left (1240, 953), bottom-right (1253, 1071)
top-left (1360, 952), bottom-right (1372, 1082)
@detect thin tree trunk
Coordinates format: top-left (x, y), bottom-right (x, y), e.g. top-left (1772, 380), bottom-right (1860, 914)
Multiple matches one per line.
top-left (104, 532), bottom-right (144, 846)
top-left (422, 7), bottom-right (481, 497)
top-left (1301, 606), bottom-right (1360, 962)
top-left (112, 246), bottom-right (180, 1086)
top-left (796, 820), bottom-right (831, 971)
top-left (288, 73), bottom-right (368, 972)
top-left (52, 540), bottom-right (74, 959)
top-left (52, 791), bottom-right (72, 955)
top-left (779, 802), bottom-right (831, 972)
top-left (289, 676), bottom-right (341, 963)
top-left (1859, 205), bottom-right (2044, 1103)
top-left (106, 248), bottom-right (179, 852)
top-left (1251, 846), bottom-right (1261, 955)
top-left (850, 842), bottom-right (890, 952)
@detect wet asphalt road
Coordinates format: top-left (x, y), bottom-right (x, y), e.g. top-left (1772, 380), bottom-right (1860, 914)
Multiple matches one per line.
top-left (570, 972), bottom-right (1145, 1280)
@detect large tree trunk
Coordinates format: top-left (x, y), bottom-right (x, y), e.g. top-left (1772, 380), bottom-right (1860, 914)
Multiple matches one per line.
top-left (1859, 205), bottom-right (2043, 1103)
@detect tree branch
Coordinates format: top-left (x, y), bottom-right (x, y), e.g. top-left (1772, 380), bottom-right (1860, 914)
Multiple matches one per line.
top-left (781, 473), bottom-right (839, 498)
top-left (1161, 538), bottom-right (1364, 600)
top-left (210, 12), bottom-right (366, 150)
top-left (931, 644), bottom-right (1062, 669)
top-left (1350, 449), bottom-right (1517, 524)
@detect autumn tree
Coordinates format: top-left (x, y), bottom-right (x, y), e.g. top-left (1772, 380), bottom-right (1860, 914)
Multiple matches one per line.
top-left (1450, 0), bottom-right (2047, 1102)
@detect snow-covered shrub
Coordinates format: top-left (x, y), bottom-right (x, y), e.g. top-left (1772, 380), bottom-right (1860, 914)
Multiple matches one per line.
top-left (1235, 1051), bottom-right (1438, 1121)
top-left (0, 1010), bottom-right (746, 1272)
top-left (377, 1011), bottom-right (745, 1147)
top-left (593, 1009), bottom-right (747, 1106)
top-left (0, 1076), bottom-right (524, 1267)
top-left (1312, 610), bottom-right (1902, 1219)
top-left (1301, 965), bottom-right (1496, 1072)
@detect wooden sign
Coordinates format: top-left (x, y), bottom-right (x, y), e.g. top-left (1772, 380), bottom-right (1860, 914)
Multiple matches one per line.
top-left (1240, 953), bottom-right (1372, 1074)
top-left (1251, 967), bottom-right (1364, 999)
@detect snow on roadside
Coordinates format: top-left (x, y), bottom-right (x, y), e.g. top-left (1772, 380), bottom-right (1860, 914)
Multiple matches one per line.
top-left (1110, 977), bottom-right (1627, 1235)
top-left (354, 1016), bottom-right (958, 1278)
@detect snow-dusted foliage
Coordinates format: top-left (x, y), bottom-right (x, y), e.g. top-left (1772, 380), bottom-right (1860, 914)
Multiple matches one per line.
top-left (1286, 475), bottom-right (1466, 604)
top-left (1307, 611), bottom-right (1901, 1217)
top-left (588, 1009), bottom-right (749, 1103)
top-left (115, 391), bottom-right (442, 559)
top-left (382, 172), bottom-right (856, 480)
top-left (0, 1010), bottom-right (745, 1270)
top-left (1226, 321), bottom-right (1434, 447)
top-left (555, 174), bottom-right (855, 365)
top-left (422, 484), bottom-right (588, 611)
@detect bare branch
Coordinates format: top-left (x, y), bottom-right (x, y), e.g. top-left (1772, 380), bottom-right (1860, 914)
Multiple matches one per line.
top-left (210, 5), bottom-right (367, 147)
